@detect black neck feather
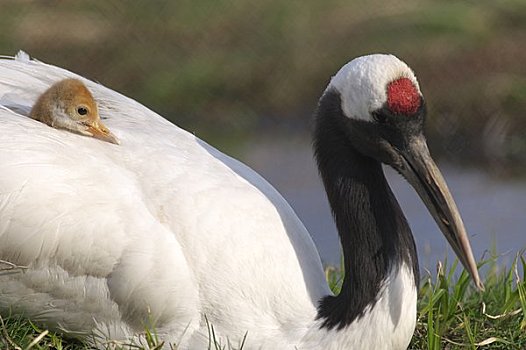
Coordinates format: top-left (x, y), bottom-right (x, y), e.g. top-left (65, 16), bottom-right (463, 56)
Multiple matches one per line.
top-left (314, 89), bottom-right (419, 329)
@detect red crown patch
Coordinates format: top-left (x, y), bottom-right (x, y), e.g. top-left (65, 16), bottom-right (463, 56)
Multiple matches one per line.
top-left (386, 78), bottom-right (420, 115)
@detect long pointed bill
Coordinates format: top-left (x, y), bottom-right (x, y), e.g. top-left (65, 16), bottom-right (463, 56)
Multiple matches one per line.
top-left (396, 135), bottom-right (483, 290)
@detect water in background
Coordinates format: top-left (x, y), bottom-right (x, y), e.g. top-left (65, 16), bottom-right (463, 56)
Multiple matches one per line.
top-left (239, 136), bottom-right (526, 273)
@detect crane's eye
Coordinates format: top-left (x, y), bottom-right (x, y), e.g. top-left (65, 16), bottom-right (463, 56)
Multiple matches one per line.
top-left (77, 107), bottom-right (88, 116)
top-left (372, 111), bottom-right (387, 124)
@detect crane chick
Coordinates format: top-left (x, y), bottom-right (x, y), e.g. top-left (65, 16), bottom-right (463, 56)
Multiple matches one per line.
top-left (30, 78), bottom-right (119, 144)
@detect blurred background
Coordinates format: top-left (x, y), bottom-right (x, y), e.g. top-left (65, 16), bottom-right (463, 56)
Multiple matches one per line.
top-left (1, 0), bottom-right (525, 271)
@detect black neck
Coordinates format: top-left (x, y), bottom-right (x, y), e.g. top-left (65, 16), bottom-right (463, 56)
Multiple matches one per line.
top-left (314, 89), bottom-right (419, 329)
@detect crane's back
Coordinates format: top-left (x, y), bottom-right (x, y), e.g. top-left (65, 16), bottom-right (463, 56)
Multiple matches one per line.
top-left (0, 53), bottom-right (328, 348)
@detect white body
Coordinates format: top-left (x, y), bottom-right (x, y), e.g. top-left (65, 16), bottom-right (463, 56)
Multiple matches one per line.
top-left (0, 54), bottom-right (416, 349)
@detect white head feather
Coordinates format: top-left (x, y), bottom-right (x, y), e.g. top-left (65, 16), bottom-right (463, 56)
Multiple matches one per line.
top-left (327, 54), bottom-right (421, 121)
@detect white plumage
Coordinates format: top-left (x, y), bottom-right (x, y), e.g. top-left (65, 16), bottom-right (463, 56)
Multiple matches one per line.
top-left (0, 52), bottom-right (330, 349)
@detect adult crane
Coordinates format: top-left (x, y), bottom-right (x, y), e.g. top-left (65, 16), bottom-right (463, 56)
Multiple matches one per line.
top-left (0, 52), bottom-right (481, 349)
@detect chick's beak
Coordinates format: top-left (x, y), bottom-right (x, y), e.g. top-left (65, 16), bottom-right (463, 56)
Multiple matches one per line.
top-left (83, 119), bottom-right (120, 145)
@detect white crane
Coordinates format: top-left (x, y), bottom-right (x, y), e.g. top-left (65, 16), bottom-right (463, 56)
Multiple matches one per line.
top-left (0, 52), bottom-right (481, 349)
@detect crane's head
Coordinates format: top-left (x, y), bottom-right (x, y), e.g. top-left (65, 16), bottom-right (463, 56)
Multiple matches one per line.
top-left (320, 54), bottom-right (483, 290)
top-left (30, 78), bottom-right (119, 144)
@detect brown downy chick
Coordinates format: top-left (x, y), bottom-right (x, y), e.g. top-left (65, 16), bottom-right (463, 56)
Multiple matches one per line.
top-left (30, 78), bottom-right (119, 144)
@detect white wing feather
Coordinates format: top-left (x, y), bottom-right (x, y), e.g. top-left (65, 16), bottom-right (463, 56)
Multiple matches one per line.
top-left (0, 53), bottom-right (328, 348)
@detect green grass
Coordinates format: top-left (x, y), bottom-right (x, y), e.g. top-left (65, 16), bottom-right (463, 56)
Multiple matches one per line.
top-left (0, 315), bottom-right (85, 350)
top-left (410, 256), bottom-right (526, 349)
top-left (2, 255), bottom-right (525, 349)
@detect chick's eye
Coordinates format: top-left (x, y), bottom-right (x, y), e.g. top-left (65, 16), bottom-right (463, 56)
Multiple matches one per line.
top-left (372, 111), bottom-right (387, 124)
top-left (77, 107), bottom-right (88, 116)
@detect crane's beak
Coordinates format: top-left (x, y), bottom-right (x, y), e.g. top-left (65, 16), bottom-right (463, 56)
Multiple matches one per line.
top-left (395, 135), bottom-right (483, 290)
top-left (81, 119), bottom-right (120, 145)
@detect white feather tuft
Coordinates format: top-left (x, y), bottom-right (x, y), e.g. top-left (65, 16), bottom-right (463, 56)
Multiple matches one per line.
top-left (15, 50), bottom-right (31, 63)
